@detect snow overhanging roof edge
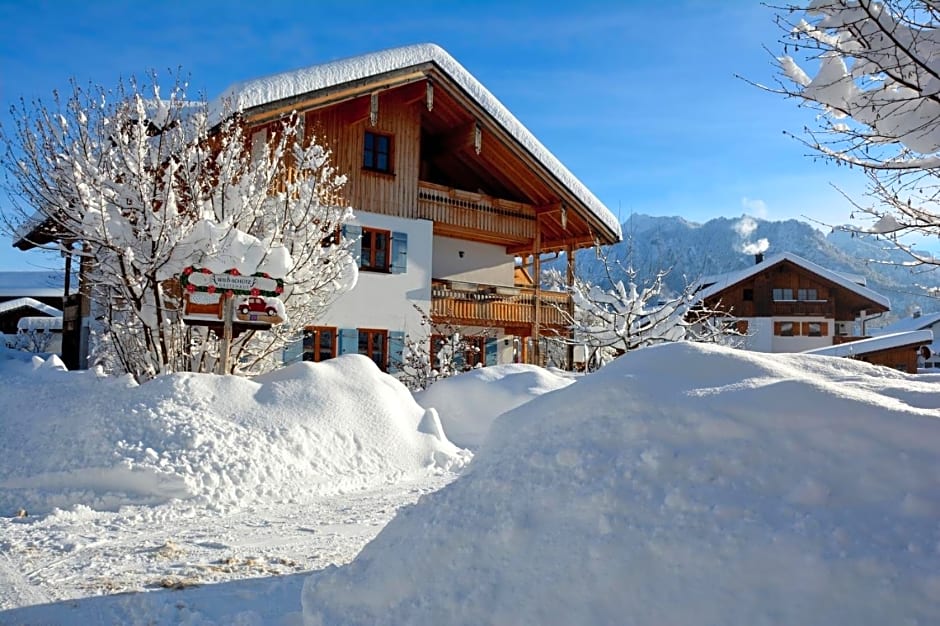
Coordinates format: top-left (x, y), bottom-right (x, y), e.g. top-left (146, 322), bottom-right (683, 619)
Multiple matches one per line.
top-left (209, 43), bottom-right (622, 243)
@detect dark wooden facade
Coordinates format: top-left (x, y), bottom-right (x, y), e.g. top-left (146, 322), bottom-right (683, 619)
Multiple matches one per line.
top-left (701, 259), bottom-right (888, 322)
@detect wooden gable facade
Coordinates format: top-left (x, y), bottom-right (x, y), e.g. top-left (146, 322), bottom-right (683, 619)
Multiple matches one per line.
top-left (697, 254), bottom-right (890, 354)
top-left (701, 258), bottom-right (888, 323)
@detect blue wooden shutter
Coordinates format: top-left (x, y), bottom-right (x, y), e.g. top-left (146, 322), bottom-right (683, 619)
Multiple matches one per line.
top-left (390, 231), bottom-right (408, 274)
top-left (388, 331), bottom-right (405, 374)
top-left (283, 333), bottom-right (304, 365)
top-left (342, 224), bottom-right (362, 267)
top-left (338, 328), bottom-right (358, 355)
top-left (485, 337), bottom-right (498, 366)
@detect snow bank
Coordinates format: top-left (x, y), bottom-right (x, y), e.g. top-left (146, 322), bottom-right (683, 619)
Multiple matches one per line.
top-left (0, 354), bottom-right (469, 514)
top-left (303, 343), bottom-right (940, 626)
top-left (414, 364), bottom-right (574, 448)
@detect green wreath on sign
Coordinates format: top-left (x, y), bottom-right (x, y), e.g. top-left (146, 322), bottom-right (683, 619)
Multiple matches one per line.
top-left (180, 266), bottom-right (284, 298)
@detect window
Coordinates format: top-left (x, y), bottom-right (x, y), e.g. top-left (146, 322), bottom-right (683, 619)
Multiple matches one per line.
top-left (802, 321), bottom-right (828, 337)
top-left (303, 326), bottom-right (336, 362)
top-left (358, 328), bottom-right (388, 371)
top-left (360, 227), bottom-right (390, 272)
top-left (797, 288), bottom-right (818, 301)
top-left (775, 321), bottom-right (797, 336)
top-left (742, 288), bottom-right (753, 301)
top-left (772, 288), bottom-right (794, 301)
top-left (363, 131), bottom-right (392, 173)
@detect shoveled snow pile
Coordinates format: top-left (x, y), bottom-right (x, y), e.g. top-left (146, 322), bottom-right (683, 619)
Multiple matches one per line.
top-left (0, 353), bottom-right (469, 515)
top-left (303, 342), bottom-right (940, 626)
top-left (414, 364), bottom-right (574, 448)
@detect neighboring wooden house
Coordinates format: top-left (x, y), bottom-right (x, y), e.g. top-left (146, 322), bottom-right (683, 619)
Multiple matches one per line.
top-left (804, 330), bottom-right (933, 374)
top-left (696, 252), bottom-right (890, 353)
top-left (874, 309), bottom-right (940, 370)
top-left (0, 271), bottom-right (72, 355)
top-left (216, 44), bottom-right (621, 371)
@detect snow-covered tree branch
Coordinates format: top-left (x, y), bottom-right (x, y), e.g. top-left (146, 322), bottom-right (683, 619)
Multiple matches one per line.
top-left (545, 249), bottom-right (740, 369)
top-left (766, 0), bottom-right (940, 266)
top-left (1, 72), bottom-right (355, 382)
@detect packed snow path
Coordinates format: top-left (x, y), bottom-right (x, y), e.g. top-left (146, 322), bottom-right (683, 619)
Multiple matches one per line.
top-left (0, 475), bottom-right (453, 623)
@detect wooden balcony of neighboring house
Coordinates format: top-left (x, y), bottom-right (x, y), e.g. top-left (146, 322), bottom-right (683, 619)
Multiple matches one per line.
top-left (772, 300), bottom-right (833, 317)
top-left (415, 181), bottom-right (536, 246)
top-left (430, 279), bottom-right (569, 332)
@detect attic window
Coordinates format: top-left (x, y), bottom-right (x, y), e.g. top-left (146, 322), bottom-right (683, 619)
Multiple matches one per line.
top-left (363, 131), bottom-right (392, 173)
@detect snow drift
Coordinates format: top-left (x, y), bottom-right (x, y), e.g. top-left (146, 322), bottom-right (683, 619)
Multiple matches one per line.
top-left (303, 342), bottom-right (940, 626)
top-left (414, 364), bottom-right (574, 448)
top-left (0, 353), bottom-right (469, 514)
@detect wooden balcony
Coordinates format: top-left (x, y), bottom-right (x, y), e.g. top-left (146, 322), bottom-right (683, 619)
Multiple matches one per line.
top-left (772, 300), bottom-right (833, 317)
top-left (416, 181), bottom-right (536, 244)
top-left (430, 279), bottom-right (569, 331)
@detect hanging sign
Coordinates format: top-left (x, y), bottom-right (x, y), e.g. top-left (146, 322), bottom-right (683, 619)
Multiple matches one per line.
top-left (180, 267), bottom-right (285, 326)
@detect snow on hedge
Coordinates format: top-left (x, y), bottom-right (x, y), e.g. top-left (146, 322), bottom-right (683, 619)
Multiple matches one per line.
top-left (414, 364), bottom-right (574, 448)
top-left (303, 342), bottom-right (940, 626)
top-left (0, 353), bottom-right (469, 514)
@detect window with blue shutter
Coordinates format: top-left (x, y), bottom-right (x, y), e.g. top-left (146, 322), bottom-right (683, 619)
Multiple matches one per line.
top-left (388, 331), bottom-right (405, 374)
top-left (390, 231), bottom-right (408, 274)
top-left (342, 224), bottom-right (362, 266)
top-left (485, 337), bottom-right (498, 366)
top-left (338, 328), bottom-right (358, 355)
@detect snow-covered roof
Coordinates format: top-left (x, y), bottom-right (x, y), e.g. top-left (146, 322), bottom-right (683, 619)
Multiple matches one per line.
top-left (17, 316), bottom-right (63, 331)
top-left (804, 330), bottom-right (933, 358)
top-left (0, 297), bottom-right (62, 317)
top-left (876, 311), bottom-right (940, 334)
top-left (0, 272), bottom-right (75, 298)
top-left (211, 43), bottom-right (621, 241)
top-left (696, 252), bottom-right (890, 310)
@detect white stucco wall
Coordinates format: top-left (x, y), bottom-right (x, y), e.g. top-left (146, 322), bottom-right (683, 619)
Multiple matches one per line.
top-left (742, 317), bottom-right (834, 353)
top-left (432, 236), bottom-right (514, 286)
top-left (316, 212), bottom-right (432, 337)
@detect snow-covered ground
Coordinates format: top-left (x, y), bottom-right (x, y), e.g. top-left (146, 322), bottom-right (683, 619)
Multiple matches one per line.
top-left (2, 343), bottom-right (939, 625)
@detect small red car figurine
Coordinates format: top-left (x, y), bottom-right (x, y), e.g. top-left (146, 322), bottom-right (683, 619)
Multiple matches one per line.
top-left (238, 296), bottom-right (277, 317)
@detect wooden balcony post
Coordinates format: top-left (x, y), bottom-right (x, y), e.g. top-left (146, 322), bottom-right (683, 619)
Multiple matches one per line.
top-left (566, 243), bottom-right (575, 370)
top-left (533, 219), bottom-right (542, 366)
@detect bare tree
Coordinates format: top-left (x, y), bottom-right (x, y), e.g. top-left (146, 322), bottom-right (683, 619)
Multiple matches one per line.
top-left (764, 0), bottom-right (940, 266)
top-left (397, 305), bottom-right (494, 391)
top-left (1, 72), bottom-right (354, 381)
top-left (545, 250), bottom-right (741, 369)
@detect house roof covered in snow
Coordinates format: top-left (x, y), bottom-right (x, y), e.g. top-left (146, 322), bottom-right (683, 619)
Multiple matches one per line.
top-left (211, 43), bottom-right (621, 244)
top-left (876, 311), bottom-right (940, 334)
top-left (803, 330), bottom-right (933, 358)
top-left (0, 297), bottom-right (62, 317)
top-left (696, 252), bottom-right (890, 311)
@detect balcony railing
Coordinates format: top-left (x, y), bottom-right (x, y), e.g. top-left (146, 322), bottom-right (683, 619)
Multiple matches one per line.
top-left (772, 300), bottom-right (832, 317)
top-left (431, 279), bottom-right (569, 328)
top-left (416, 181), bottom-right (536, 242)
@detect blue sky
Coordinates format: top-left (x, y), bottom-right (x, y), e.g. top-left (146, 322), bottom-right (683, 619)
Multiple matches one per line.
top-left (0, 0), bottom-right (866, 271)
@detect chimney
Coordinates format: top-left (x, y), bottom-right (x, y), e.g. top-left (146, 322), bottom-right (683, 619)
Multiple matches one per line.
top-left (754, 253), bottom-right (764, 265)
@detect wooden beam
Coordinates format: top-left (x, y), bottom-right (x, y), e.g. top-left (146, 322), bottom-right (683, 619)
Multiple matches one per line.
top-left (566, 243), bottom-right (575, 371)
top-left (533, 217), bottom-right (542, 365)
top-left (506, 234), bottom-right (596, 255)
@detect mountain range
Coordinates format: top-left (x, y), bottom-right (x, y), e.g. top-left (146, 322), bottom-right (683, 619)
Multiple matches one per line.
top-left (552, 214), bottom-right (940, 325)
